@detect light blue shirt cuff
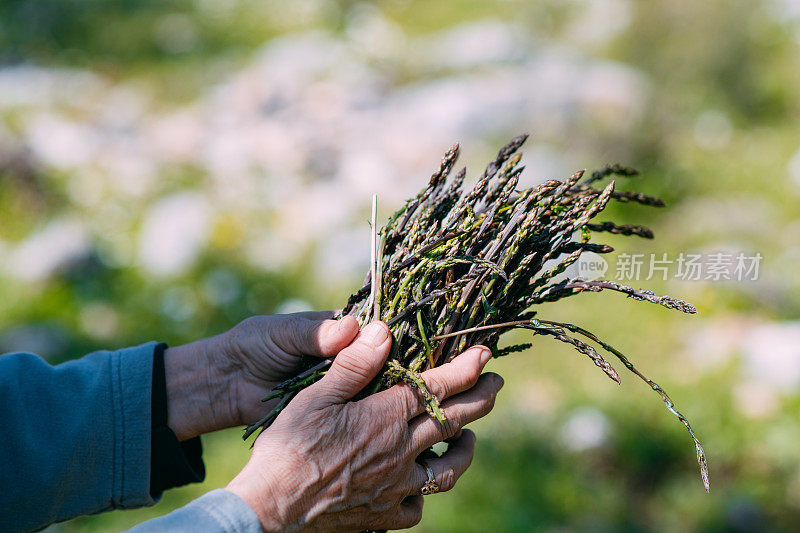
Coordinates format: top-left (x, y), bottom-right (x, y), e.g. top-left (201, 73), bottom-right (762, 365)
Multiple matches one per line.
top-left (127, 489), bottom-right (262, 532)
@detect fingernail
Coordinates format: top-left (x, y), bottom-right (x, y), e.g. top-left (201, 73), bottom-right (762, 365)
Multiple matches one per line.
top-left (477, 347), bottom-right (491, 366)
top-left (361, 322), bottom-right (389, 346)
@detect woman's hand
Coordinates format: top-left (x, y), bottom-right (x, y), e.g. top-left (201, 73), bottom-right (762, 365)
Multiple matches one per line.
top-left (162, 311), bottom-right (360, 440)
top-left (226, 321), bottom-right (504, 532)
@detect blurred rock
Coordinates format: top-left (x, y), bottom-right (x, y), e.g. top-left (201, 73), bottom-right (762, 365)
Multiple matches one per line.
top-left (138, 192), bottom-right (211, 277)
top-left (513, 377), bottom-right (564, 417)
top-left (685, 317), bottom-right (800, 396)
top-left (78, 302), bottom-right (120, 341)
top-left (560, 406), bottom-right (610, 451)
top-left (693, 109), bottom-right (733, 151)
top-left (202, 269), bottom-right (242, 307)
top-left (566, 0), bottom-right (632, 47)
top-left (0, 324), bottom-right (69, 360)
top-left (741, 322), bottom-right (800, 392)
top-left (160, 286), bottom-right (198, 323)
top-left (0, 17), bottom-right (648, 284)
top-left (734, 379), bottom-right (780, 419)
top-left (5, 217), bottom-right (92, 282)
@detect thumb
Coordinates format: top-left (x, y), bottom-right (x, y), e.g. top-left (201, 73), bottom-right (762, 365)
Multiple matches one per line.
top-left (263, 313), bottom-right (360, 357)
top-left (313, 321), bottom-right (391, 404)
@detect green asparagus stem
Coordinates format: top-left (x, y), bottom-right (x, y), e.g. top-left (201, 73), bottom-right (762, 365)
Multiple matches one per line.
top-left (243, 134), bottom-right (709, 493)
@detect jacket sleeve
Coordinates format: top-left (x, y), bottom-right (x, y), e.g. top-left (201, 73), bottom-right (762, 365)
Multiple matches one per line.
top-left (126, 489), bottom-right (262, 533)
top-left (0, 343), bottom-right (158, 532)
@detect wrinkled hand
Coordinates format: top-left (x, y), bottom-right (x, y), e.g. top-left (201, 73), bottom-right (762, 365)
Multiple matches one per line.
top-left (226, 321), bottom-right (504, 532)
top-left (223, 311), bottom-right (361, 425)
top-left (163, 311), bottom-right (359, 440)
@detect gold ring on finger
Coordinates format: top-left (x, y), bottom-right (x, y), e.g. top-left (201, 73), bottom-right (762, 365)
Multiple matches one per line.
top-left (420, 461), bottom-right (440, 495)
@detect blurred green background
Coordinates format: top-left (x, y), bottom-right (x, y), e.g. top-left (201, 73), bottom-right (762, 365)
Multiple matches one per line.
top-left (2, 0), bottom-right (800, 531)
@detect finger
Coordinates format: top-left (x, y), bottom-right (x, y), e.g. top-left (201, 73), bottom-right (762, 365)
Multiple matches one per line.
top-left (445, 428), bottom-right (463, 443)
top-left (408, 429), bottom-right (477, 495)
top-left (393, 495), bottom-right (425, 529)
top-left (409, 373), bottom-right (502, 451)
top-left (368, 495), bottom-right (424, 531)
top-left (367, 345), bottom-right (491, 420)
top-left (313, 321), bottom-right (391, 403)
top-left (266, 314), bottom-right (360, 357)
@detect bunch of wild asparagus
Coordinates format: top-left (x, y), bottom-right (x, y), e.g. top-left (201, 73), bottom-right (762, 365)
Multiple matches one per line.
top-left (244, 134), bottom-right (709, 492)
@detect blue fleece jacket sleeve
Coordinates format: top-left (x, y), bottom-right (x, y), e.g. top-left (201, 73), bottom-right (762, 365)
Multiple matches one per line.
top-left (0, 343), bottom-right (157, 532)
top-left (127, 489), bottom-right (262, 533)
